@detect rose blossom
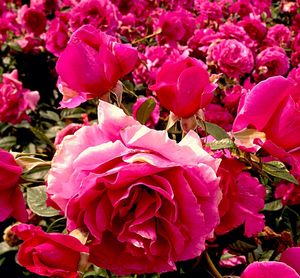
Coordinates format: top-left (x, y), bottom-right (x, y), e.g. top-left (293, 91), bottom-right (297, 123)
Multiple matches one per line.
top-left (69, 0), bottom-right (119, 33)
top-left (233, 76), bottom-right (300, 153)
top-left (19, 5), bottom-right (47, 36)
top-left (47, 100), bottom-right (221, 275)
top-left (253, 46), bottom-right (289, 82)
top-left (56, 24), bottom-right (138, 108)
top-left (149, 57), bottom-right (216, 118)
top-left (215, 157), bottom-right (266, 237)
top-left (266, 24), bottom-right (291, 48)
top-left (45, 18), bottom-right (69, 57)
top-left (238, 16), bottom-right (267, 42)
top-left (155, 8), bottom-right (196, 46)
top-left (207, 39), bottom-right (254, 79)
top-left (0, 70), bottom-right (40, 124)
top-left (0, 148), bottom-right (27, 222)
top-left (241, 247), bottom-right (300, 278)
top-left (12, 224), bottom-right (89, 278)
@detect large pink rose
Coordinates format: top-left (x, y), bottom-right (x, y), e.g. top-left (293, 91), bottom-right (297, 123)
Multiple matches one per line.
top-left (149, 57), bottom-right (216, 118)
top-left (56, 24), bottom-right (138, 108)
top-left (215, 157), bottom-right (266, 237)
top-left (47, 101), bottom-right (221, 275)
top-left (0, 70), bottom-right (39, 124)
top-left (207, 39), bottom-right (254, 79)
top-left (0, 148), bottom-right (27, 222)
top-left (12, 224), bottom-right (89, 278)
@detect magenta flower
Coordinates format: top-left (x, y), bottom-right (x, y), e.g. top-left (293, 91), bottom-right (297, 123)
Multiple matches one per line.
top-left (12, 224), bottom-right (89, 278)
top-left (241, 247), bottom-right (300, 278)
top-left (149, 57), bottom-right (216, 118)
top-left (207, 39), bottom-right (254, 79)
top-left (253, 46), bottom-right (289, 81)
top-left (56, 24), bottom-right (138, 108)
top-left (0, 70), bottom-right (40, 124)
top-left (0, 148), bottom-right (27, 222)
top-left (215, 157), bottom-right (266, 237)
top-left (233, 76), bottom-right (300, 153)
top-left (47, 101), bottom-right (221, 275)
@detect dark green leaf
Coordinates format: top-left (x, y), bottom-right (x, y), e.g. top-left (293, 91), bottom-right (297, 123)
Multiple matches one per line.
top-left (27, 186), bottom-right (60, 217)
top-left (262, 161), bottom-right (299, 185)
top-left (136, 98), bottom-right (156, 125)
top-left (228, 239), bottom-right (257, 254)
top-left (30, 126), bottom-right (54, 148)
top-left (207, 138), bottom-right (235, 150)
top-left (39, 110), bottom-right (60, 122)
top-left (199, 121), bottom-right (230, 140)
top-left (0, 136), bottom-right (16, 150)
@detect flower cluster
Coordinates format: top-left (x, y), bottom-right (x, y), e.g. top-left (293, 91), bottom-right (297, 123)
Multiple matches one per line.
top-left (1, 0), bottom-right (300, 277)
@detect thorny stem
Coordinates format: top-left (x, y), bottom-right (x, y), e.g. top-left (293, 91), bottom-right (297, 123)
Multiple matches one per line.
top-left (204, 251), bottom-right (222, 278)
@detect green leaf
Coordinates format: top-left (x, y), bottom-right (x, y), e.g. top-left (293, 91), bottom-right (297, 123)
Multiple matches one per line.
top-left (39, 110), bottom-right (60, 122)
top-left (199, 121), bottom-right (230, 140)
top-left (136, 98), bottom-right (156, 125)
top-left (27, 186), bottom-right (60, 217)
top-left (0, 242), bottom-right (18, 256)
top-left (30, 126), bottom-right (54, 148)
top-left (264, 200), bottom-right (283, 211)
top-left (0, 136), bottom-right (16, 150)
top-left (207, 138), bottom-right (235, 150)
top-left (60, 107), bottom-right (86, 119)
top-left (262, 161), bottom-right (299, 185)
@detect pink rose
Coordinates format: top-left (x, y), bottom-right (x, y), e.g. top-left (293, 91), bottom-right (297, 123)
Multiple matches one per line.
top-left (233, 76), bottom-right (300, 153)
top-left (45, 18), bottom-right (69, 57)
top-left (156, 9), bottom-right (196, 45)
top-left (69, 0), bottom-right (119, 33)
top-left (132, 96), bottom-right (160, 128)
top-left (0, 148), bottom-right (27, 222)
top-left (238, 17), bottom-right (267, 42)
top-left (0, 70), bottom-right (40, 124)
top-left (19, 5), bottom-right (47, 36)
top-left (241, 261), bottom-right (300, 278)
top-left (204, 104), bottom-right (234, 131)
top-left (207, 39), bottom-right (254, 79)
top-left (56, 24), bottom-right (138, 108)
top-left (47, 101), bottom-right (221, 275)
top-left (253, 46), bottom-right (289, 82)
top-left (12, 224), bottom-right (89, 278)
top-left (241, 247), bottom-right (300, 278)
top-left (149, 57), bottom-right (216, 118)
top-left (215, 158), bottom-right (266, 237)
top-left (266, 24), bottom-right (291, 48)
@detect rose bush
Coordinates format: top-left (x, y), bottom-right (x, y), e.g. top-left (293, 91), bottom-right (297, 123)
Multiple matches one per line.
top-left (47, 101), bottom-right (221, 275)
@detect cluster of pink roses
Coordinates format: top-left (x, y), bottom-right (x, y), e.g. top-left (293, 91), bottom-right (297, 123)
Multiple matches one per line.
top-left (1, 0), bottom-right (300, 277)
